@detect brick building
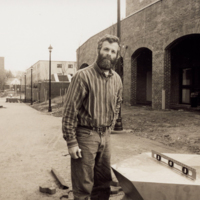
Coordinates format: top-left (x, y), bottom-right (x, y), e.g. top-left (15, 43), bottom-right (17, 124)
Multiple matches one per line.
top-left (77, 0), bottom-right (200, 109)
top-left (0, 57), bottom-right (4, 70)
top-left (4, 77), bottom-right (20, 89)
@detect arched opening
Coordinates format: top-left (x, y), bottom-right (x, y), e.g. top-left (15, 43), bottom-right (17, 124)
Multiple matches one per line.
top-left (79, 63), bottom-right (89, 70)
top-left (131, 48), bottom-right (152, 105)
top-left (167, 34), bottom-right (200, 107)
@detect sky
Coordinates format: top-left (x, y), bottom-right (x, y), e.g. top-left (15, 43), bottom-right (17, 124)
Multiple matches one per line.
top-left (0, 0), bottom-right (126, 72)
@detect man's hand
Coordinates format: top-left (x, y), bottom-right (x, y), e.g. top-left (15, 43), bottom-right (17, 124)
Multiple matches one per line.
top-left (68, 146), bottom-right (82, 159)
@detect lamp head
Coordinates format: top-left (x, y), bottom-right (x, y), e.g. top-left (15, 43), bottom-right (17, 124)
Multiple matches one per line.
top-left (48, 45), bottom-right (53, 52)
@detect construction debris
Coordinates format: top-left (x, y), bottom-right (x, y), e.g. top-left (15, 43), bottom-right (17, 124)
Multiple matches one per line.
top-left (51, 168), bottom-right (69, 189)
top-left (39, 185), bottom-right (56, 194)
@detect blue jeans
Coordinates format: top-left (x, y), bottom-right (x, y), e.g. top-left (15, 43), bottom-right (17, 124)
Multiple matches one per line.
top-left (71, 126), bottom-right (112, 200)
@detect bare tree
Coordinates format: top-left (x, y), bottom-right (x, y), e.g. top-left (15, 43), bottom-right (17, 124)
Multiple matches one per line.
top-left (60, 63), bottom-right (68, 104)
top-left (5, 70), bottom-right (14, 79)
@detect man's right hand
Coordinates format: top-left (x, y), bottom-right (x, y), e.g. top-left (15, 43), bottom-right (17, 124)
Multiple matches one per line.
top-left (68, 146), bottom-right (82, 159)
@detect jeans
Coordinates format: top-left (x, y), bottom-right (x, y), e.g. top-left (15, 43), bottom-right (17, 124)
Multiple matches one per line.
top-left (71, 126), bottom-right (112, 200)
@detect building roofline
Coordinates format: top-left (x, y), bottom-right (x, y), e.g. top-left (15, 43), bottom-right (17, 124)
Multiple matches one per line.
top-left (76, 24), bottom-right (117, 53)
top-left (125, 0), bottom-right (161, 19)
top-left (27, 60), bottom-right (77, 70)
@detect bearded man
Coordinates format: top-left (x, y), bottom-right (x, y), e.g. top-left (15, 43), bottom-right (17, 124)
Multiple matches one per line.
top-left (62, 34), bottom-right (123, 200)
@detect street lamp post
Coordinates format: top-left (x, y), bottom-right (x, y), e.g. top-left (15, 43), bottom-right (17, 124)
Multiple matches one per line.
top-left (24, 73), bottom-right (26, 103)
top-left (31, 66), bottom-right (33, 105)
top-left (20, 77), bottom-right (21, 102)
top-left (48, 45), bottom-right (53, 112)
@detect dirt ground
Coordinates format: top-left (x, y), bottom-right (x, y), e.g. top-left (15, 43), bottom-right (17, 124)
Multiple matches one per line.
top-left (32, 96), bottom-right (200, 155)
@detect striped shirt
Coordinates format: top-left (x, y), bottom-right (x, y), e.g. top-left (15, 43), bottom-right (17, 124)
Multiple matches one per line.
top-left (62, 62), bottom-right (123, 148)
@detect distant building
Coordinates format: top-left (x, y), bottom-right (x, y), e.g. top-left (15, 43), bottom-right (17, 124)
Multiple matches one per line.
top-left (0, 57), bottom-right (4, 71)
top-left (25, 60), bottom-right (77, 86)
top-left (0, 57), bottom-right (5, 90)
top-left (4, 77), bottom-right (20, 90)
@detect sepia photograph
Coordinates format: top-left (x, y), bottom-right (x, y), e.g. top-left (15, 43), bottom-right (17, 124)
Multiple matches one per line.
top-left (0, 0), bottom-right (200, 199)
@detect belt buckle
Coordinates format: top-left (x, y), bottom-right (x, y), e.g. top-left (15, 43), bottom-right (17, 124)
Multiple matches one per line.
top-left (98, 126), bottom-right (106, 132)
top-left (97, 127), bottom-right (101, 132)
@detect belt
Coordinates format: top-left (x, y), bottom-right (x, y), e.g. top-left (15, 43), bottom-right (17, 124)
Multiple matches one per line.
top-left (77, 125), bottom-right (110, 132)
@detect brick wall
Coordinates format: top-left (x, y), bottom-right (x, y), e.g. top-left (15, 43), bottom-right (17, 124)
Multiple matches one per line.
top-left (77, 0), bottom-right (200, 109)
top-left (126, 0), bottom-right (157, 17)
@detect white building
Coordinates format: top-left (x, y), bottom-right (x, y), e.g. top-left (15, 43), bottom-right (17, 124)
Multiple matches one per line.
top-left (26, 60), bottom-right (77, 85)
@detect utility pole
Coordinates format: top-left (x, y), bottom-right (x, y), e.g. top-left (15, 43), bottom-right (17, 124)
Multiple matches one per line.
top-left (24, 73), bottom-right (26, 103)
top-left (117, 0), bottom-right (121, 40)
top-left (114, 0), bottom-right (123, 131)
top-left (31, 66), bottom-right (33, 105)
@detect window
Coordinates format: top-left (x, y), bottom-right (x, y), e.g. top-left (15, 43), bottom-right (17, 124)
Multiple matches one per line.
top-left (68, 64), bottom-right (73, 68)
top-left (57, 64), bottom-right (62, 68)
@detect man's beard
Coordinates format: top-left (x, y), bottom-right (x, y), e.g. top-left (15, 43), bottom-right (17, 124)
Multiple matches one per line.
top-left (96, 53), bottom-right (117, 70)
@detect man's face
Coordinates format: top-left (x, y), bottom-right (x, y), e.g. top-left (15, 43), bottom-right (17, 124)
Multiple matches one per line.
top-left (97, 41), bottom-right (119, 70)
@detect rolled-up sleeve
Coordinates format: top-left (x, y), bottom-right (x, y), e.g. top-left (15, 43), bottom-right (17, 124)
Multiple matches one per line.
top-left (62, 72), bottom-right (87, 148)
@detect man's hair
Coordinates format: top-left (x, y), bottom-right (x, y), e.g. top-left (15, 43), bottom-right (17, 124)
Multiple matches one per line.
top-left (97, 34), bottom-right (120, 52)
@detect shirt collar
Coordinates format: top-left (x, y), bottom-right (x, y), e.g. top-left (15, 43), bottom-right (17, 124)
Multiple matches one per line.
top-left (94, 62), bottom-right (114, 78)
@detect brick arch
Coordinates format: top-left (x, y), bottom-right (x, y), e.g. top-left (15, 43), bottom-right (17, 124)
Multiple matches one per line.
top-left (128, 44), bottom-right (153, 59)
top-left (165, 33), bottom-right (200, 52)
top-left (164, 34), bottom-right (200, 108)
top-left (131, 47), bottom-right (152, 106)
top-left (165, 34), bottom-right (200, 50)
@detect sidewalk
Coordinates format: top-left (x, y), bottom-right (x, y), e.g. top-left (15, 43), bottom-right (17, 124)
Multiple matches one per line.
top-left (0, 98), bottom-right (70, 200)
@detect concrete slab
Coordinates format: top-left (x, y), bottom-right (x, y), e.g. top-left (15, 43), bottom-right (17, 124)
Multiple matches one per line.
top-left (112, 152), bottom-right (200, 200)
top-left (6, 97), bottom-right (19, 103)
